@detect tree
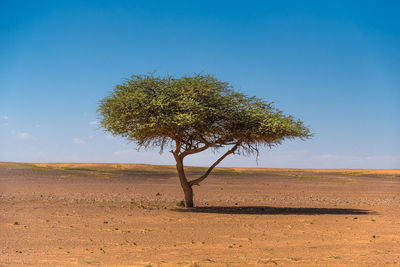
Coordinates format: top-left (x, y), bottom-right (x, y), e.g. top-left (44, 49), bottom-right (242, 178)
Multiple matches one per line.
top-left (98, 73), bottom-right (311, 207)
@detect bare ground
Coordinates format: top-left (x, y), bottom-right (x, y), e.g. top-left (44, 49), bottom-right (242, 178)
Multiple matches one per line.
top-left (1, 162), bottom-right (400, 266)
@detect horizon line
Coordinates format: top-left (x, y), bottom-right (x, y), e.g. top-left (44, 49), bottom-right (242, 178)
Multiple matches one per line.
top-left (1, 161), bottom-right (399, 171)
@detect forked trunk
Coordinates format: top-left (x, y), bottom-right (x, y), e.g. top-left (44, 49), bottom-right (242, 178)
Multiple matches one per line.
top-left (173, 144), bottom-right (239, 207)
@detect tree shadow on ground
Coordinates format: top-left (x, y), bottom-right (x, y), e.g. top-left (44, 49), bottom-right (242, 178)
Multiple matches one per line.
top-left (171, 206), bottom-right (376, 215)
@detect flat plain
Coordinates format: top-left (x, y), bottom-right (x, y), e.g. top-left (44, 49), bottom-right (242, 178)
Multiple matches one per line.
top-left (1, 162), bottom-right (400, 266)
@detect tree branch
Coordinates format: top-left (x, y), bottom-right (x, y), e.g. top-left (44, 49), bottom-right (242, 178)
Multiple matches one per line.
top-left (189, 143), bottom-right (240, 186)
top-left (180, 143), bottom-right (212, 158)
top-left (170, 139), bottom-right (181, 158)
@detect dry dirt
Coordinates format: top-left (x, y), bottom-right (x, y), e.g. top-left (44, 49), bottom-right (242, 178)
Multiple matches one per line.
top-left (1, 162), bottom-right (400, 266)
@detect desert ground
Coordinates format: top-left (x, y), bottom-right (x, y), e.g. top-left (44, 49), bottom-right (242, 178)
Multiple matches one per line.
top-left (1, 162), bottom-right (400, 266)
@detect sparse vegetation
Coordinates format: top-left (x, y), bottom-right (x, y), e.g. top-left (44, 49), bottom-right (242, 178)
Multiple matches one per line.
top-left (1, 163), bottom-right (397, 265)
top-left (176, 200), bottom-right (185, 207)
top-left (258, 259), bottom-right (278, 265)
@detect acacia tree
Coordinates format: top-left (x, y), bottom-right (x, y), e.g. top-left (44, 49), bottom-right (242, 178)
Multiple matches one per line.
top-left (98, 73), bottom-right (311, 207)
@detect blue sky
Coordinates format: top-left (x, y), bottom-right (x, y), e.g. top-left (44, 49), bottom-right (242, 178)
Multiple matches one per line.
top-left (1, 0), bottom-right (399, 168)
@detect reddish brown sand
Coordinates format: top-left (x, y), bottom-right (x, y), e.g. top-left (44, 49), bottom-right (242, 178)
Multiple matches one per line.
top-left (1, 162), bottom-right (400, 266)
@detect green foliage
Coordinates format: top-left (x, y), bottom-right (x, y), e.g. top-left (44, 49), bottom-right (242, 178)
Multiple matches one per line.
top-left (98, 73), bottom-right (311, 156)
top-left (176, 200), bottom-right (185, 207)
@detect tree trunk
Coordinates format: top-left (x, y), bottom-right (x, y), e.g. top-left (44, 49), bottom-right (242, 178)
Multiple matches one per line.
top-left (182, 182), bottom-right (194, 208)
top-left (175, 157), bottom-right (194, 208)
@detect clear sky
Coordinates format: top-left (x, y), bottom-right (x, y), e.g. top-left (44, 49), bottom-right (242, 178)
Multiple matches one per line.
top-left (1, 0), bottom-right (399, 168)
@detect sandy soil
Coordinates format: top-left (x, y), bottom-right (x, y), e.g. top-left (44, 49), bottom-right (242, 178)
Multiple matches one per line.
top-left (1, 162), bottom-right (400, 266)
